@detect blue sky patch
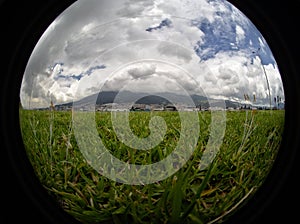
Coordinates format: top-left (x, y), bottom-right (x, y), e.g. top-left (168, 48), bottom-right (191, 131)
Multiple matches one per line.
top-left (54, 64), bottom-right (106, 81)
top-left (193, 12), bottom-right (275, 65)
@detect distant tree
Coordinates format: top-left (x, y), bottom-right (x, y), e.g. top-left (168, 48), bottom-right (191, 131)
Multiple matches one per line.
top-left (50, 100), bottom-right (55, 111)
top-left (244, 94), bottom-right (250, 101)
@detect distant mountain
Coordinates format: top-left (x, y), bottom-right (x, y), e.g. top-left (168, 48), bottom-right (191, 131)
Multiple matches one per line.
top-left (55, 90), bottom-right (240, 109)
top-left (224, 100), bottom-right (240, 108)
top-left (135, 95), bottom-right (171, 105)
top-left (95, 91), bottom-right (209, 106)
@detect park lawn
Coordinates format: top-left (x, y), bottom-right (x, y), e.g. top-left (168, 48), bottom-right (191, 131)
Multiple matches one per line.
top-left (19, 109), bottom-right (284, 224)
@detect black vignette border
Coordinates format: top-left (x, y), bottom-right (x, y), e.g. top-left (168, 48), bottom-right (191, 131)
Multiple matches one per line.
top-left (223, 0), bottom-right (300, 223)
top-left (1, 0), bottom-right (299, 223)
top-left (1, 0), bottom-right (79, 223)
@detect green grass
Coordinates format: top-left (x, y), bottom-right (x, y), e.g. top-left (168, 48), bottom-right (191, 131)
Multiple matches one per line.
top-left (19, 109), bottom-right (284, 224)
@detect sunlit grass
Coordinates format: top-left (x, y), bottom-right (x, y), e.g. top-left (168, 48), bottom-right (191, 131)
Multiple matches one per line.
top-left (19, 109), bottom-right (284, 223)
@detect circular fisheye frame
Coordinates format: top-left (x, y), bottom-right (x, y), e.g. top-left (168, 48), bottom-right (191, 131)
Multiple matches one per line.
top-left (19, 0), bottom-right (285, 223)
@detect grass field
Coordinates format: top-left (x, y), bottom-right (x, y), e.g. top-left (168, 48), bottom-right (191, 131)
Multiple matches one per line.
top-left (19, 109), bottom-right (284, 224)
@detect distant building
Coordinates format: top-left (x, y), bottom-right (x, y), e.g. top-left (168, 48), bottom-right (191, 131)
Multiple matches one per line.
top-left (151, 104), bottom-right (164, 111)
top-left (164, 105), bottom-right (177, 111)
top-left (130, 104), bottom-right (146, 111)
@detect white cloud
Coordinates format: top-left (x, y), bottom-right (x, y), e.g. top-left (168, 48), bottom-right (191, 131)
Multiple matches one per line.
top-left (263, 63), bottom-right (284, 98)
top-left (127, 63), bottom-right (157, 79)
top-left (193, 51), bottom-right (284, 104)
top-left (81, 22), bottom-right (96, 33)
top-left (157, 42), bottom-right (193, 62)
top-left (20, 0), bottom-right (284, 109)
top-left (258, 37), bottom-right (268, 54)
top-left (152, 0), bottom-right (216, 22)
top-left (236, 25), bottom-right (245, 43)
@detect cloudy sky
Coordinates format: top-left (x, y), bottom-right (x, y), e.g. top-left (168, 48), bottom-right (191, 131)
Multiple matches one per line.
top-left (20, 0), bottom-right (285, 109)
